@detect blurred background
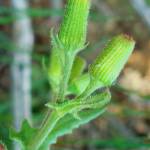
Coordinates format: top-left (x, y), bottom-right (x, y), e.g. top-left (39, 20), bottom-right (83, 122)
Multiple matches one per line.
top-left (0, 0), bottom-right (150, 149)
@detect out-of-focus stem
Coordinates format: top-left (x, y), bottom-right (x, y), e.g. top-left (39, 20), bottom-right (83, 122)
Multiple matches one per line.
top-left (11, 0), bottom-right (34, 149)
top-left (130, 0), bottom-right (150, 28)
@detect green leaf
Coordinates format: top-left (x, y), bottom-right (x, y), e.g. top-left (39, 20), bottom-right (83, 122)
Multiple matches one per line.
top-left (10, 120), bottom-right (38, 150)
top-left (48, 29), bottom-right (65, 93)
top-left (69, 56), bottom-right (86, 82)
top-left (46, 90), bottom-right (110, 116)
top-left (68, 73), bottom-right (90, 95)
top-left (39, 108), bottom-right (107, 150)
top-left (13, 91), bottom-right (110, 150)
top-left (39, 91), bottom-right (111, 149)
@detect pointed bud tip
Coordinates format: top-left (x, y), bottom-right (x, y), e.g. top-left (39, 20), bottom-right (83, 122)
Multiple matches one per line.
top-left (119, 34), bottom-right (136, 44)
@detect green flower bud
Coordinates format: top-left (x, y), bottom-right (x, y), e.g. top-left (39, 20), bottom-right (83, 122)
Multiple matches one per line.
top-left (49, 0), bottom-right (90, 93)
top-left (89, 34), bottom-right (135, 86)
top-left (58, 0), bottom-right (91, 50)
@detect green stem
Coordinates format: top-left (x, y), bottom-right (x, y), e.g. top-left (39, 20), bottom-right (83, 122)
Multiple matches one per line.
top-left (27, 111), bottom-right (61, 150)
top-left (78, 77), bottom-right (104, 100)
top-left (27, 52), bottom-right (76, 149)
top-left (58, 52), bottom-right (75, 102)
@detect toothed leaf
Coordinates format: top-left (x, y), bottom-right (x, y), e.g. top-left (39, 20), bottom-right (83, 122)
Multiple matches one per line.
top-left (10, 120), bottom-right (38, 150)
top-left (39, 108), bottom-right (106, 150)
top-left (39, 91), bottom-right (111, 149)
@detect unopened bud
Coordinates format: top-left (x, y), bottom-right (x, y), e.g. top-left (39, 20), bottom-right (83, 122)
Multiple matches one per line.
top-left (89, 34), bottom-right (135, 86)
top-left (58, 0), bottom-right (91, 50)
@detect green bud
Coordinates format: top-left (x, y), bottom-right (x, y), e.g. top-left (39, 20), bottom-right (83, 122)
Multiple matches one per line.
top-left (69, 56), bottom-right (86, 82)
top-left (49, 0), bottom-right (91, 94)
top-left (89, 34), bottom-right (135, 86)
top-left (58, 0), bottom-right (91, 51)
top-left (69, 73), bottom-right (90, 96)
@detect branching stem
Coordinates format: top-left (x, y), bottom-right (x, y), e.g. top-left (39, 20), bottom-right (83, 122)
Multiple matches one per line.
top-left (27, 111), bottom-right (61, 150)
top-left (78, 77), bottom-right (104, 100)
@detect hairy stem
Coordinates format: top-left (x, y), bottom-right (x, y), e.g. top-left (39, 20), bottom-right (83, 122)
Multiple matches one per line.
top-left (27, 111), bottom-right (61, 150)
top-left (78, 78), bottom-right (104, 99)
top-left (58, 52), bottom-right (75, 102)
top-left (28, 52), bottom-right (76, 149)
